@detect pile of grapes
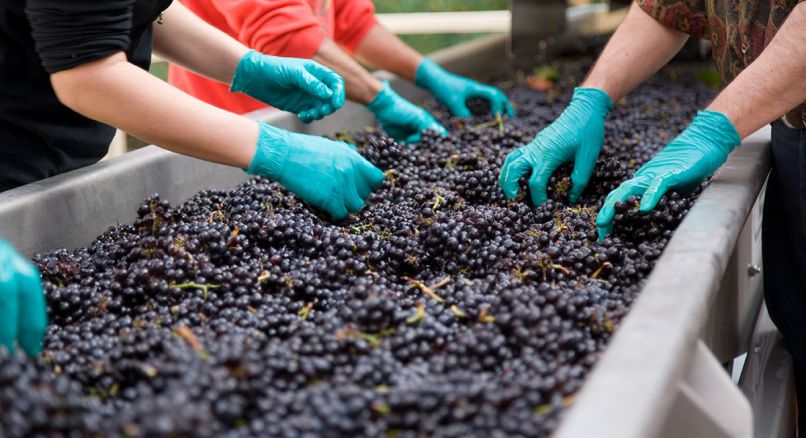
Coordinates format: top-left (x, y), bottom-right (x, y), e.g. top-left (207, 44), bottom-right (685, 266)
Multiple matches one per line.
top-left (0, 61), bottom-right (716, 437)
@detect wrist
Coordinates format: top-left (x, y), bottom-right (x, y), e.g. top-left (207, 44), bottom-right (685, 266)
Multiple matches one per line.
top-left (230, 50), bottom-right (261, 93)
top-left (571, 87), bottom-right (614, 114)
top-left (225, 45), bottom-right (251, 85)
top-left (581, 75), bottom-right (624, 105)
top-left (245, 122), bottom-right (291, 179)
top-left (357, 78), bottom-right (385, 105)
top-left (365, 81), bottom-right (396, 113)
top-left (414, 59), bottom-right (444, 90)
top-left (704, 101), bottom-right (750, 138)
top-left (686, 109), bottom-right (742, 153)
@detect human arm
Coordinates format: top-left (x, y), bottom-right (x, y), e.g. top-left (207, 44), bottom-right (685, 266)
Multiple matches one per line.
top-left (581, 2), bottom-right (690, 103)
top-left (52, 53), bottom-right (260, 168)
top-left (353, 24), bottom-right (423, 80)
top-left (26, 0), bottom-right (375, 218)
top-left (498, 2), bottom-right (689, 206)
top-left (152, 1), bottom-right (343, 122)
top-left (181, 0), bottom-right (439, 137)
top-left (706, 3), bottom-right (806, 137)
top-left (313, 38), bottom-right (383, 104)
top-left (312, 39), bottom-right (446, 142)
top-left (152, 1), bottom-right (247, 86)
top-left (596, 3), bottom-right (806, 238)
top-left (50, 54), bottom-right (379, 219)
top-left (353, 24), bottom-right (513, 118)
top-left (0, 240), bottom-right (47, 356)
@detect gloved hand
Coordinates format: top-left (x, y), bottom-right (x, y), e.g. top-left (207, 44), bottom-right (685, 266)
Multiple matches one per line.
top-left (247, 122), bottom-right (385, 220)
top-left (596, 110), bottom-right (741, 238)
top-left (498, 87), bottom-right (613, 206)
top-left (0, 239), bottom-right (47, 356)
top-left (366, 81), bottom-right (447, 144)
top-left (415, 59), bottom-right (515, 118)
top-left (231, 50), bottom-right (345, 123)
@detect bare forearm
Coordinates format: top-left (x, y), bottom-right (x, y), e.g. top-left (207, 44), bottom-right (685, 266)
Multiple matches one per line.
top-left (51, 54), bottom-right (258, 168)
top-left (354, 24), bottom-right (422, 80)
top-left (152, 1), bottom-right (248, 85)
top-left (708, 3), bottom-right (806, 137)
top-left (582, 2), bottom-right (688, 102)
top-left (313, 39), bottom-right (382, 104)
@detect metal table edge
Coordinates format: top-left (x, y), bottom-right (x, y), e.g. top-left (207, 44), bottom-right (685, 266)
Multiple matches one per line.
top-left (553, 126), bottom-right (771, 438)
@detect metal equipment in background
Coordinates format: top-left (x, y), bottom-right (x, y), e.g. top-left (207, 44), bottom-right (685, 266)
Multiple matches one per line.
top-left (507, 0), bottom-right (630, 64)
top-left (508, 0), bottom-right (567, 64)
top-left (0, 5), bottom-right (792, 436)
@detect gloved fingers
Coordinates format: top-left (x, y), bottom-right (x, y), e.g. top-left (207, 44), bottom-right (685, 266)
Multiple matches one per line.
top-left (380, 123), bottom-right (411, 144)
top-left (348, 153), bottom-right (382, 198)
top-left (639, 175), bottom-right (674, 212)
top-left (399, 118), bottom-right (428, 144)
top-left (527, 156), bottom-right (561, 207)
top-left (305, 103), bottom-right (337, 122)
top-left (597, 222), bottom-right (614, 241)
top-left (326, 198), bottom-right (350, 221)
top-left (569, 160), bottom-right (594, 204)
top-left (448, 100), bottom-right (473, 118)
top-left (353, 172), bottom-right (374, 199)
top-left (596, 180), bottom-right (645, 239)
top-left (498, 148), bottom-right (530, 199)
top-left (424, 118), bottom-right (448, 137)
top-left (296, 69), bottom-right (335, 102)
top-left (329, 75), bottom-right (346, 109)
top-left (299, 108), bottom-right (321, 123)
top-left (0, 276), bottom-right (20, 353)
top-left (404, 131), bottom-right (422, 144)
top-left (569, 141), bottom-right (602, 203)
top-left (502, 96), bottom-right (516, 117)
top-left (14, 265), bottom-right (46, 356)
top-left (305, 63), bottom-right (345, 109)
top-left (569, 167), bottom-right (592, 204)
top-left (309, 105), bottom-right (332, 122)
top-left (298, 110), bottom-right (315, 124)
top-left (376, 118), bottom-right (408, 144)
top-left (317, 104), bottom-right (335, 120)
top-left (343, 143), bottom-right (385, 189)
top-left (356, 159), bottom-right (386, 190)
top-left (484, 91), bottom-right (503, 116)
top-left (473, 87), bottom-right (514, 118)
top-left (678, 180), bottom-right (701, 195)
top-left (343, 175), bottom-right (367, 214)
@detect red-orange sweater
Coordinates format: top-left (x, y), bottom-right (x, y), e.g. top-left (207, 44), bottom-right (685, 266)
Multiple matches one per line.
top-left (169, 0), bottom-right (378, 114)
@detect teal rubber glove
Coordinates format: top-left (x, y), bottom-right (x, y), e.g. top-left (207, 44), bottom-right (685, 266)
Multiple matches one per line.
top-left (247, 122), bottom-right (385, 220)
top-left (498, 87), bottom-right (613, 206)
top-left (231, 50), bottom-right (345, 123)
top-left (596, 110), bottom-right (741, 238)
top-left (415, 59), bottom-right (515, 118)
top-left (366, 81), bottom-right (448, 144)
top-left (0, 239), bottom-right (47, 356)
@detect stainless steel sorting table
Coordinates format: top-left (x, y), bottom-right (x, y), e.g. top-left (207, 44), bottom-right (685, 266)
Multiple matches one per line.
top-left (0, 33), bottom-right (787, 438)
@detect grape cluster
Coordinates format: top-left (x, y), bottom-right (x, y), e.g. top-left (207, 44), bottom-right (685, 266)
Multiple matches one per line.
top-left (0, 60), bottom-right (716, 437)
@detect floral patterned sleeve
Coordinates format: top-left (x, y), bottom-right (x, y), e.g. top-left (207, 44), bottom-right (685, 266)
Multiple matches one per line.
top-left (636, 0), bottom-right (709, 39)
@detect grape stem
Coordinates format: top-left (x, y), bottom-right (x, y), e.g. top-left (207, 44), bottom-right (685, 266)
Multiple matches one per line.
top-left (173, 326), bottom-right (202, 352)
top-left (406, 302), bottom-right (427, 324)
top-left (172, 282), bottom-right (221, 300)
top-left (591, 261), bottom-right (613, 279)
top-left (256, 271), bottom-right (270, 284)
top-left (403, 277), bottom-right (444, 302)
top-left (298, 302), bottom-right (314, 320)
